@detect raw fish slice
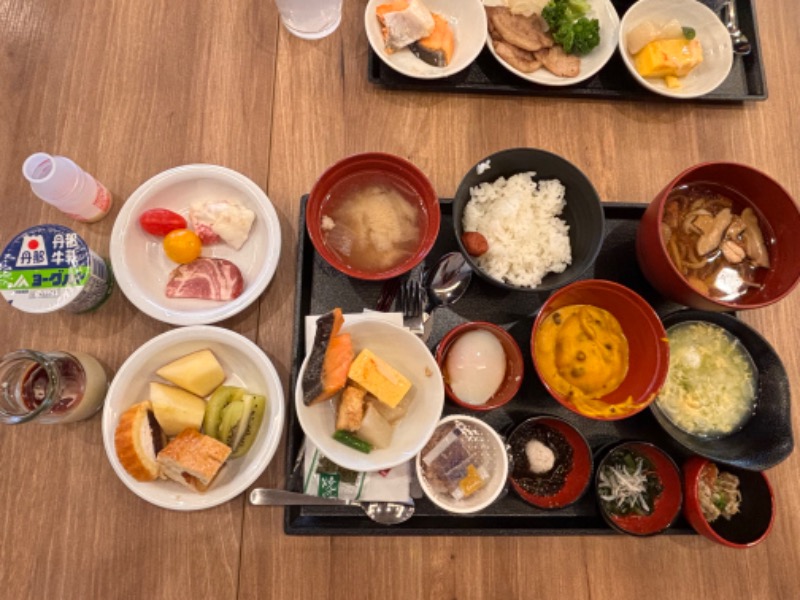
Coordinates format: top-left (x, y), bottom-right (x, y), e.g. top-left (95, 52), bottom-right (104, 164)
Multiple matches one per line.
top-left (410, 13), bottom-right (454, 67)
top-left (377, 0), bottom-right (435, 52)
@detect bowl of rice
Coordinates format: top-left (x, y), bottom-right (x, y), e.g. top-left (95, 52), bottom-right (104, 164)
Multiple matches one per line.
top-left (452, 148), bottom-right (605, 292)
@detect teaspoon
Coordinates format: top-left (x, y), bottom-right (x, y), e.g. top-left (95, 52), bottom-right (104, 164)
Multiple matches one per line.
top-left (249, 488), bottom-right (415, 526)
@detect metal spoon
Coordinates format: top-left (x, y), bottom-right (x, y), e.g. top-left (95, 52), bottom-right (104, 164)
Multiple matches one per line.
top-left (721, 0), bottom-right (752, 56)
top-left (249, 488), bottom-right (415, 525)
top-left (421, 252), bottom-right (473, 340)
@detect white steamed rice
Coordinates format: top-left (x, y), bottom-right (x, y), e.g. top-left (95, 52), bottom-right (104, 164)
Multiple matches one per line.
top-left (463, 172), bottom-right (571, 287)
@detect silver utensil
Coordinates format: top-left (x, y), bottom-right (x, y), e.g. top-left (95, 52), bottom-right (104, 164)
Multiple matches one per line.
top-left (399, 266), bottom-right (426, 335)
top-left (425, 252), bottom-right (472, 312)
top-left (722, 1), bottom-right (751, 56)
top-left (249, 488), bottom-right (416, 525)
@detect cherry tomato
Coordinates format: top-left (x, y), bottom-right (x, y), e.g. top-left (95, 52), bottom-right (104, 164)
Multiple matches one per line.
top-left (163, 229), bottom-right (202, 263)
top-left (139, 209), bottom-right (187, 236)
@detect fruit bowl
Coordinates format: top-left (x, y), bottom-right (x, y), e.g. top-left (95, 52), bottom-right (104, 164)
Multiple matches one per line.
top-left (101, 326), bottom-right (285, 510)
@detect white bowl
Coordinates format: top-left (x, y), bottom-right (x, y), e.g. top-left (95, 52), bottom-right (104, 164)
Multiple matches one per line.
top-left (295, 319), bottom-right (444, 472)
top-left (416, 414), bottom-right (509, 514)
top-left (619, 0), bottom-right (733, 98)
top-left (101, 326), bottom-right (285, 510)
top-left (365, 0), bottom-right (487, 79)
top-left (111, 164), bottom-right (281, 326)
top-left (486, 0), bottom-right (620, 86)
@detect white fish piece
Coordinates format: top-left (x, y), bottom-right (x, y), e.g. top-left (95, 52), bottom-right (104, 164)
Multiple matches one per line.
top-left (381, 0), bottom-right (435, 52)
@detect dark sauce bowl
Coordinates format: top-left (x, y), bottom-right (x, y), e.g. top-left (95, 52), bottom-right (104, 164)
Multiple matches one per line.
top-left (595, 441), bottom-right (683, 536)
top-left (508, 416), bottom-right (593, 510)
top-left (651, 310), bottom-right (793, 471)
top-left (683, 456), bottom-right (775, 549)
top-left (636, 162), bottom-right (800, 312)
top-left (306, 152), bottom-right (440, 281)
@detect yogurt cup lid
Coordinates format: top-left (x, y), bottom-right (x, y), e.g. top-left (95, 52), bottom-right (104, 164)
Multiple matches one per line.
top-left (0, 224), bottom-right (94, 313)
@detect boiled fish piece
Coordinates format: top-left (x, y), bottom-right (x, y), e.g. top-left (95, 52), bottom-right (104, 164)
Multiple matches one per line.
top-left (377, 0), bottom-right (435, 53)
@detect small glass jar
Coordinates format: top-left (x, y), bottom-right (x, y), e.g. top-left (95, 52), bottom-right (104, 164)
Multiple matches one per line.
top-left (0, 350), bottom-right (109, 425)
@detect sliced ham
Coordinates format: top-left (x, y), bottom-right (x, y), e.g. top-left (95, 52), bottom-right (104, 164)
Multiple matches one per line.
top-left (166, 258), bottom-right (244, 301)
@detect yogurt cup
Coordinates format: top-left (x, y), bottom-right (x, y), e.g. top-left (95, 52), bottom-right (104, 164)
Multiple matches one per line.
top-left (0, 224), bottom-right (113, 314)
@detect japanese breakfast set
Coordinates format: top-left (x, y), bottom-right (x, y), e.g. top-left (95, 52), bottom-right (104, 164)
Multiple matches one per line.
top-left (1, 0), bottom-right (798, 547)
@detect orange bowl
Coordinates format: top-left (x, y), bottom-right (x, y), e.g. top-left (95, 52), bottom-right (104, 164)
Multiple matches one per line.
top-left (306, 152), bottom-right (440, 281)
top-left (636, 162), bottom-right (800, 311)
top-left (436, 322), bottom-right (523, 411)
top-left (531, 279), bottom-right (669, 421)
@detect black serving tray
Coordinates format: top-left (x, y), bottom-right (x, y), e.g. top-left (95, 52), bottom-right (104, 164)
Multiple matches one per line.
top-left (285, 198), bottom-right (701, 536)
top-left (367, 0), bottom-right (767, 102)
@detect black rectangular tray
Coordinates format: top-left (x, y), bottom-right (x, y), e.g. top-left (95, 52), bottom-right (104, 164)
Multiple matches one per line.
top-left (367, 0), bottom-right (767, 102)
top-left (285, 198), bottom-right (700, 536)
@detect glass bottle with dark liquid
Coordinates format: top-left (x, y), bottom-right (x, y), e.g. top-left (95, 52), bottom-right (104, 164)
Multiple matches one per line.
top-left (0, 350), bottom-right (108, 424)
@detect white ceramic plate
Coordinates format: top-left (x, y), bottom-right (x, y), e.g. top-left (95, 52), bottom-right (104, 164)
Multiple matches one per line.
top-left (486, 0), bottom-right (620, 86)
top-left (365, 0), bottom-right (487, 80)
top-left (102, 326), bottom-right (285, 511)
top-left (110, 164), bottom-right (281, 326)
top-left (416, 415), bottom-right (509, 514)
top-left (619, 0), bottom-right (733, 98)
top-left (295, 319), bottom-right (444, 472)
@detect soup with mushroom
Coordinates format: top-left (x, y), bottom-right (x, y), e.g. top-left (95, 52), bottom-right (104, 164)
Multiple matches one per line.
top-left (661, 184), bottom-right (772, 303)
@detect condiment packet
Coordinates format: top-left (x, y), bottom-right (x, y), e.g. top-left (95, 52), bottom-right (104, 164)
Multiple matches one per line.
top-left (421, 421), bottom-right (488, 500)
top-left (300, 310), bottom-right (413, 503)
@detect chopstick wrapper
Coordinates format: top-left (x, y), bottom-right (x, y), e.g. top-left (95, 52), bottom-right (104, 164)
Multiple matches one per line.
top-left (301, 311), bottom-right (413, 502)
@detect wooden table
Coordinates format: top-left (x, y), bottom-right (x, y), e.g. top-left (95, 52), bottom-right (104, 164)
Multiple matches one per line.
top-left (1, 2), bottom-right (798, 598)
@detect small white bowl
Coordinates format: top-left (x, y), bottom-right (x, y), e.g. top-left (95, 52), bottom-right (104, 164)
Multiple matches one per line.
top-left (101, 326), bottom-right (285, 511)
top-left (416, 414), bottom-right (509, 514)
top-left (619, 0), bottom-right (733, 98)
top-left (486, 0), bottom-right (620, 86)
top-left (365, 0), bottom-right (487, 80)
top-left (111, 164), bottom-right (281, 326)
top-left (295, 319), bottom-right (444, 472)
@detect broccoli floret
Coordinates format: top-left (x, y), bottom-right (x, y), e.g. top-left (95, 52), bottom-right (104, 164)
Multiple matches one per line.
top-left (542, 0), bottom-right (601, 56)
top-left (571, 17), bottom-right (600, 55)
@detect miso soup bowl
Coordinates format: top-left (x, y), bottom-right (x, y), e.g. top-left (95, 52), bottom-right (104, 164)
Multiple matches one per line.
top-left (636, 162), bottom-right (800, 312)
top-left (306, 152), bottom-right (440, 281)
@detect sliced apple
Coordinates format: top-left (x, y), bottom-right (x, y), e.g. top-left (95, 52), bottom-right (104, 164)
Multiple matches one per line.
top-left (155, 349), bottom-right (226, 397)
top-left (149, 382), bottom-right (207, 437)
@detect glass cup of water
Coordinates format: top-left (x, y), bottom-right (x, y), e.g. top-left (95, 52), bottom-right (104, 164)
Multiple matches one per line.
top-left (274, 0), bottom-right (343, 40)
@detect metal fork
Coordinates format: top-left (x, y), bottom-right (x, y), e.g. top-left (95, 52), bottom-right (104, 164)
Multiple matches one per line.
top-left (399, 269), bottom-right (425, 335)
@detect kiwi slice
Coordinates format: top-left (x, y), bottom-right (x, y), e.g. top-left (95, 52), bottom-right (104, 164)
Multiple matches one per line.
top-left (203, 386), bottom-right (245, 439)
top-left (218, 399), bottom-right (245, 447)
top-left (230, 394), bottom-right (266, 458)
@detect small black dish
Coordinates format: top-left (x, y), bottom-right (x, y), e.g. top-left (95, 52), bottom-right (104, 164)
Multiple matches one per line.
top-left (652, 310), bottom-right (793, 471)
top-left (452, 148), bottom-right (605, 293)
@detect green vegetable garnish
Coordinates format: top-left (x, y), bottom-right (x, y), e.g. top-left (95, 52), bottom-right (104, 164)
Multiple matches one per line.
top-left (333, 430), bottom-right (373, 454)
top-left (542, 0), bottom-right (601, 56)
top-left (682, 26), bottom-right (696, 40)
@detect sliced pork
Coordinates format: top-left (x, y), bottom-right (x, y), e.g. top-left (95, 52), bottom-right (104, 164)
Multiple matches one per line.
top-left (486, 7), bottom-right (554, 52)
top-left (166, 258), bottom-right (244, 301)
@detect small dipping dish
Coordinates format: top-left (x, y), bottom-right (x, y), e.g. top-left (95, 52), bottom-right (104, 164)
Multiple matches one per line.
top-left (683, 456), bottom-right (775, 549)
top-left (595, 441), bottom-right (682, 536)
top-left (436, 321), bottom-right (523, 411)
top-left (508, 416), bottom-right (593, 510)
top-left (416, 415), bottom-right (509, 514)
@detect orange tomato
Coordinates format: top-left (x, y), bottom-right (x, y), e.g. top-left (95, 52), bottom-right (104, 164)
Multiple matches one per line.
top-left (163, 229), bottom-right (202, 263)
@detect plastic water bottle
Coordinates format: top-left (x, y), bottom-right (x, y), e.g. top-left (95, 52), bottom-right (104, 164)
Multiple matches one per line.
top-left (22, 153), bottom-right (113, 223)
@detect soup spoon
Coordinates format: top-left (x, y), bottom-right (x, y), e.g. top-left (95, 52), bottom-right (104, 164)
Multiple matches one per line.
top-left (422, 252), bottom-right (473, 340)
top-left (249, 488), bottom-right (415, 525)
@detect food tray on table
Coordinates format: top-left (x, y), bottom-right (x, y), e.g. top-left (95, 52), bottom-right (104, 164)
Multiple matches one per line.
top-left (285, 197), bottom-right (707, 536)
top-left (367, 0), bottom-right (767, 102)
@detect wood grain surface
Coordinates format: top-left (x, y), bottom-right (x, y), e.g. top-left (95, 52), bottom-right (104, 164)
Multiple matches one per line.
top-left (1, 1), bottom-right (798, 599)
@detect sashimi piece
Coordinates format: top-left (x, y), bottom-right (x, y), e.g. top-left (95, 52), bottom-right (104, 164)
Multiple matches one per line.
top-left (165, 257), bottom-right (244, 301)
top-left (377, 0), bottom-right (435, 53)
top-left (411, 13), bottom-right (454, 67)
top-left (302, 308), bottom-right (354, 406)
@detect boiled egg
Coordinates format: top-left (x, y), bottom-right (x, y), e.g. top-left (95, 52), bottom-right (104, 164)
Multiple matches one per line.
top-left (445, 330), bottom-right (506, 406)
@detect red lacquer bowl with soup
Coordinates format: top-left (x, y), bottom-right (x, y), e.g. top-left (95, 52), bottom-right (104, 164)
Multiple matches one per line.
top-left (306, 152), bottom-right (440, 281)
top-left (636, 162), bottom-right (800, 312)
top-left (531, 279), bottom-right (669, 421)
